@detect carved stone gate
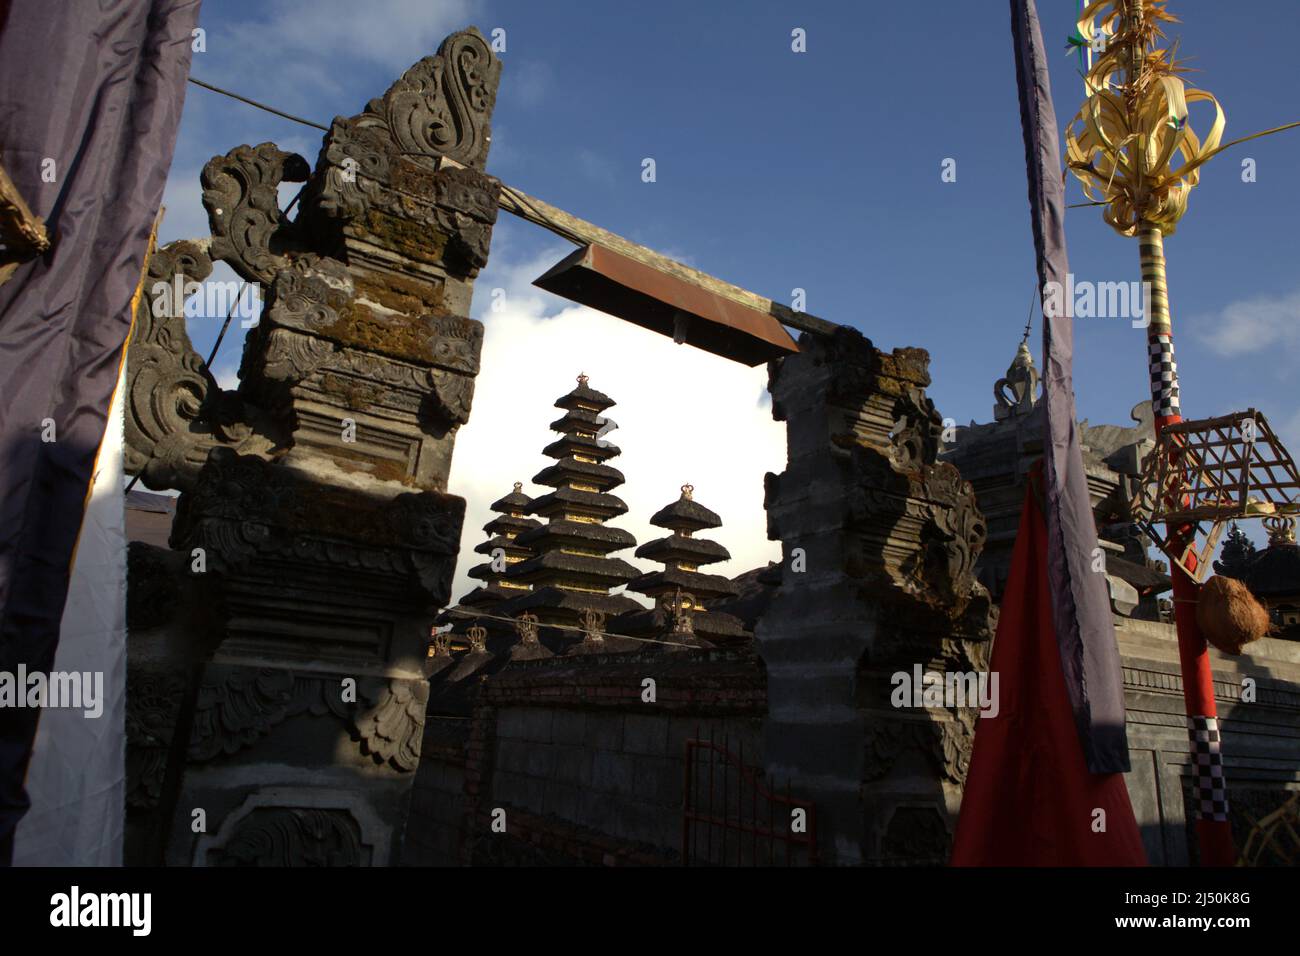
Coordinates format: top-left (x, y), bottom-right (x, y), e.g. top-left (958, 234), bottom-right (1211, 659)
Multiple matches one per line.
top-left (124, 28), bottom-right (503, 865)
top-left (122, 25), bottom-right (1001, 868)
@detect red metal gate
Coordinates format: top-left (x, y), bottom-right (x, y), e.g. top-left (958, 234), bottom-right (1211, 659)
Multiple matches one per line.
top-left (682, 730), bottom-right (818, 866)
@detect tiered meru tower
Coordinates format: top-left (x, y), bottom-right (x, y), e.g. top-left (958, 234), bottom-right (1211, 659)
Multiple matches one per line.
top-left (617, 484), bottom-right (749, 646)
top-left (494, 375), bottom-right (641, 645)
top-left (437, 482), bottom-right (538, 639)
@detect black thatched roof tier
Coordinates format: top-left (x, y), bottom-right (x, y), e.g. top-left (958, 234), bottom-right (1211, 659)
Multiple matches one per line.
top-left (650, 494), bottom-right (722, 532)
top-left (482, 513), bottom-right (540, 536)
top-left (530, 486), bottom-right (629, 520)
top-left (467, 560), bottom-right (536, 583)
top-left (1243, 544), bottom-right (1300, 599)
top-left (505, 551), bottom-right (640, 587)
top-left (450, 582), bottom-right (529, 605)
top-left (615, 606), bottom-right (749, 644)
top-left (554, 378), bottom-right (616, 413)
top-left (493, 587), bottom-right (644, 625)
top-left (626, 567), bottom-right (738, 601)
top-left (549, 407), bottom-right (605, 435)
top-left (514, 518), bottom-right (636, 553)
top-left (706, 563), bottom-right (781, 629)
top-left (542, 433), bottom-right (621, 462)
top-left (473, 533), bottom-right (534, 557)
top-left (489, 484), bottom-right (534, 513)
top-left (635, 533), bottom-right (730, 566)
top-left (532, 458), bottom-right (626, 491)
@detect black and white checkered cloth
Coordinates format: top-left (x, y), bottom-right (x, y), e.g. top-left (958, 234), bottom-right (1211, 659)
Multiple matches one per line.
top-left (1149, 334), bottom-right (1181, 419)
top-left (1187, 715), bottom-right (1229, 821)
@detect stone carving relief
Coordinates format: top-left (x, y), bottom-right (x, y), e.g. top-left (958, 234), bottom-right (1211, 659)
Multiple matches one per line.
top-left (373, 29), bottom-right (499, 169)
top-left (862, 710), bottom-right (975, 786)
top-left (170, 449), bottom-right (462, 599)
top-left (353, 681), bottom-right (429, 770)
top-left (889, 387), bottom-right (943, 472)
top-left (126, 28), bottom-right (500, 495)
top-left (125, 668), bottom-right (189, 809)
top-left (188, 666), bottom-right (426, 772)
top-left (125, 542), bottom-right (182, 631)
top-left (910, 464), bottom-right (989, 618)
top-left (123, 240), bottom-right (257, 491)
top-left (202, 143), bottom-right (311, 285)
top-left (209, 807), bottom-right (366, 867)
top-left (881, 805), bottom-right (952, 862)
top-left (308, 31), bottom-right (503, 276)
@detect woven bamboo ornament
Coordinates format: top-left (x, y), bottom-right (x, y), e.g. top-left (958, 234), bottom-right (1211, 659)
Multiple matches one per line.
top-left (1066, 0), bottom-right (1299, 239)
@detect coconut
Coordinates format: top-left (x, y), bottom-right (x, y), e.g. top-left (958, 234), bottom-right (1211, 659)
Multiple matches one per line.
top-left (1196, 575), bottom-right (1270, 655)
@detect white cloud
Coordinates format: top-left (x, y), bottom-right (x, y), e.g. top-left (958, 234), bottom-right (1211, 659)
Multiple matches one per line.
top-left (507, 59), bottom-right (553, 108)
top-left (206, 0), bottom-right (484, 112)
top-left (446, 244), bottom-right (786, 608)
top-left (159, 168), bottom-right (211, 245)
top-left (1197, 288), bottom-right (1300, 357)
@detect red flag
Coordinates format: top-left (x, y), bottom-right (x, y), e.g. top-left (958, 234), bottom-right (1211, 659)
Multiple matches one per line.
top-left (951, 467), bottom-right (1146, 865)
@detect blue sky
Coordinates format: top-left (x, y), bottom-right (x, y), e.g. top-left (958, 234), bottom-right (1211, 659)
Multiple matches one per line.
top-left (159, 0), bottom-right (1300, 580)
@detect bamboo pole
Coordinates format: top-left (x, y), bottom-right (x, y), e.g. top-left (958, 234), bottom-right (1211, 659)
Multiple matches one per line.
top-left (1060, 0), bottom-right (1300, 864)
top-left (1139, 220), bottom-right (1236, 865)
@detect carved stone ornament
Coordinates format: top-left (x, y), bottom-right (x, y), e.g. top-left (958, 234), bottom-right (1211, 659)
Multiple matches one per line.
top-left (862, 711), bottom-right (974, 786)
top-left (305, 30), bottom-right (503, 275)
top-left (993, 340), bottom-right (1040, 420)
top-left (912, 463), bottom-right (988, 615)
top-left (125, 668), bottom-right (188, 809)
top-left (123, 240), bottom-right (257, 491)
top-left (352, 679), bottom-right (428, 770)
top-left (210, 807), bottom-right (365, 867)
top-left (882, 805), bottom-right (952, 862)
top-left (669, 590), bottom-right (696, 636)
top-left (126, 542), bottom-right (182, 631)
top-left (202, 142), bottom-right (310, 285)
top-left (188, 666), bottom-right (427, 772)
top-left (172, 449), bottom-right (462, 600)
top-left (362, 28), bottom-right (500, 170)
top-left (187, 667), bottom-right (351, 762)
top-left (889, 387), bottom-right (944, 472)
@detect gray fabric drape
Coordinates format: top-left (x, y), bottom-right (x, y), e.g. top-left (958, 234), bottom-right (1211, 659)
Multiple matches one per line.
top-left (1010, 0), bottom-right (1130, 773)
top-left (0, 0), bottom-right (201, 864)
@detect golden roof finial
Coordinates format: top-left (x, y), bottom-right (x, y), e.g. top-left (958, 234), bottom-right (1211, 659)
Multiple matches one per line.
top-left (1264, 515), bottom-right (1297, 547)
top-left (513, 481), bottom-right (523, 493)
top-left (577, 371), bottom-right (589, 387)
top-left (681, 483), bottom-right (694, 500)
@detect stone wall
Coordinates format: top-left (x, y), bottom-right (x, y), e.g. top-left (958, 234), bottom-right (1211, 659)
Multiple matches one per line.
top-left (404, 650), bottom-right (765, 865)
top-left (1118, 620), bottom-right (1300, 865)
top-left (400, 717), bottom-right (470, 866)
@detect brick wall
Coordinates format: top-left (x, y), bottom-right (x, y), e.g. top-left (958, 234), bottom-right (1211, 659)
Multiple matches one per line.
top-left (400, 717), bottom-right (470, 865)
top-left (403, 650), bottom-right (767, 865)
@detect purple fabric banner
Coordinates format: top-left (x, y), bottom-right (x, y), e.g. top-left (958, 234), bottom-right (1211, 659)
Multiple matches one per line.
top-left (0, 0), bottom-right (201, 864)
top-left (1010, 0), bottom-right (1130, 773)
